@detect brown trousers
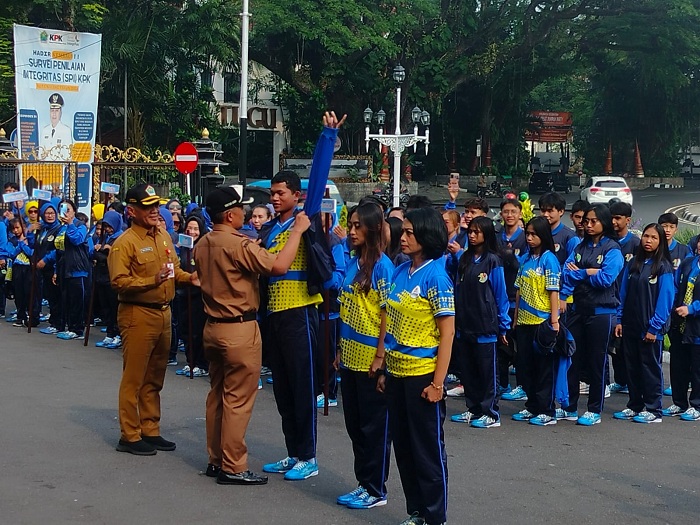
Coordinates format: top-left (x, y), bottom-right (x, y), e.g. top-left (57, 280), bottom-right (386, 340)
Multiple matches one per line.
top-left (204, 320), bottom-right (261, 473)
top-left (118, 304), bottom-right (171, 442)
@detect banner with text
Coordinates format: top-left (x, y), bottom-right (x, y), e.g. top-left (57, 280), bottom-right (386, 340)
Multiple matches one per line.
top-left (13, 24), bottom-right (102, 213)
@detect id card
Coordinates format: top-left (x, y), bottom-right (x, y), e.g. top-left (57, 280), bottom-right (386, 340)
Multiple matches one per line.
top-left (166, 262), bottom-right (175, 279)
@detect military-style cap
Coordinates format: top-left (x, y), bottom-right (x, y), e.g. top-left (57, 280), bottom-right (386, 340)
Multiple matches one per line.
top-left (125, 183), bottom-right (160, 206)
top-left (206, 186), bottom-right (253, 216)
top-left (49, 93), bottom-right (65, 108)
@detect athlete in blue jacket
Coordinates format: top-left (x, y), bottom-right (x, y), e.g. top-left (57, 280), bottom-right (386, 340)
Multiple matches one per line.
top-left (560, 204), bottom-right (624, 426)
top-left (451, 217), bottom-right (510, 428)
top-left (614, 223), bottom-right (674, 424)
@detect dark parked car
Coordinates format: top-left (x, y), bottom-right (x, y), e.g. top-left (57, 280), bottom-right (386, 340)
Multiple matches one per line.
top-left (528, 171), bottom-right (572, 194)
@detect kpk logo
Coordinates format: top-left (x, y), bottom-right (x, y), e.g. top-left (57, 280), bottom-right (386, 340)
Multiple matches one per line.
top-left (39, 31), bottom-right (80, 45)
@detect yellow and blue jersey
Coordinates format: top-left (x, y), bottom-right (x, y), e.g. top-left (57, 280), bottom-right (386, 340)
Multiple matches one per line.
top-left (264, 216), bottom-right (322, 313)
top-left (338, 254), bottom-right (394, 372)
top-left (384, 259), bottom-right (455, 378)
top-left (515, 251), bottom-right (560, 325)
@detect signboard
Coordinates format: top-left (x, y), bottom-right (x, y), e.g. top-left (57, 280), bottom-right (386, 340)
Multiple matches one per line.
top-left (178, 233), bottom-right (194, 249)
top-left (321, 198), bottom-right (336, 214)
top-left (32, 188), bottom-right (52, 200)
top-left (100, 181), bottom-right (120, 194)
top-left (526, 111), bottom-right (573, 143)
top-left (524, 128), bottom-right (574, 143)
top-left (3, 190), bottom-right (29, 203)
top-left (530, 111), bottom-right (572, 127)
top-left (174, 142), bottom-right (199, 174)
top-left (13, 24), bottom-right (102, 214)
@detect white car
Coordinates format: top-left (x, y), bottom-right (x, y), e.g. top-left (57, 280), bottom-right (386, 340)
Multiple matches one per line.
top-left (580, 176), bottom-right (633, 205)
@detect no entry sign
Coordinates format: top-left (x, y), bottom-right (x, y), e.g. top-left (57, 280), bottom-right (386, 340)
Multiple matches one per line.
top-left (174, 142), bottom-right (199, 174)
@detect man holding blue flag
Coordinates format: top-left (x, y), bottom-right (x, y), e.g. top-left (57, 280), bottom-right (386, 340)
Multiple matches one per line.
top-left (260, 111), bottom-right (346, 481)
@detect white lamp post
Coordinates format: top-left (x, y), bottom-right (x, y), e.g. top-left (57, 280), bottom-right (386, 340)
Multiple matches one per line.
top-left (365, 64), bottom-right (430, 207)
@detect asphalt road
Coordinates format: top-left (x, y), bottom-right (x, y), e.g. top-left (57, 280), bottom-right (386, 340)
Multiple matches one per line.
top-left (1, 309), bottom-right (700, 525)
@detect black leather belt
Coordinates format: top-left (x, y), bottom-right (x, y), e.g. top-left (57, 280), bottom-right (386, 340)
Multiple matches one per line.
top-left (120, 301), bottom-right (170, 311)
top-left (208, 312), bottom-right (257, 323)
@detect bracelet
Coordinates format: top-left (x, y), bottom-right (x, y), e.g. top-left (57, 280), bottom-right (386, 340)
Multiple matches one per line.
top-left (430, 382), bottom-right (443, 391)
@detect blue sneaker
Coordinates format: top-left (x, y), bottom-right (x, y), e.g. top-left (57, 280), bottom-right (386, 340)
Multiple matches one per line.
top-left (502, 385), bottom-right (527, 401)
top-left (613, 408), bottom-right (637, 420)
top-left (450, 411), bottom-right (476, 424)
top-left (632, 411), bottom-right (661, 424)
top-left (679, 407), bottom-right (700, 421)
top-left (497, 384), bottom-right (512, 395)
top-left (96, 336), bottom-right (114, 348)
top-left (39, 313), bottom-right (49, 322)
top-left (555, 408), bottom-right (578, 421)
top-left (258, 378), bottom-right (263, 390)
top-left (262, 456), bottom-right (297, 474)
top-left (57, 331), bottom-right (81, 340)
top-left (512, 409), bottom-right (534, 422)
top-left (316, 394), bottom-right (338, 408)
top-left (470, 415), bottom-right (501, 428)
top-left (283, 460), bottom-right (318, 480)
top-left (266, 377), bottom-right (273, 384)
top-left (176, 365), bottom-right (191, 376)
top-left (608, 382), bottom-right (628, 394)
top-left (337, 486), bottom-right (366, 506)
top-left (577, 411), bottom-right (601, 426)
top-left (39, 326), bottom-right (58, 335)
top-left (663, 386), bottom-right (672, 396)
top-left (105, 335), bottom-right (122, 349)
top-left (529, 414), bottom-right (556, 426)
top-left (346, 491), bottom-right (387, 509)
top-left (662, 404), bottom-right (685, 417)
top-left (100, 327), bottom-right (107, 333)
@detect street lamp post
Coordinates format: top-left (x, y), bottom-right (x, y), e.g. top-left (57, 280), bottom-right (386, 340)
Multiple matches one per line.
top-left (364, 64), bottom-right (430, 207)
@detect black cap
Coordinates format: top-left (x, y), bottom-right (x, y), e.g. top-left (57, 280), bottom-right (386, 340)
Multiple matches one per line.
top-left (49, 93), bottom-right (65, 108)
top-left (125, 183), bottom-right (160, 206)
top-left (206, 186), bottom-right (253, 216)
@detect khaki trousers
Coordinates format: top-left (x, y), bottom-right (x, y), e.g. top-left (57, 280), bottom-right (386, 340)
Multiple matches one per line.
top-left (204, 320), bottom-right (261, 473)
top-left (118, 304), bottom-right (171, 442)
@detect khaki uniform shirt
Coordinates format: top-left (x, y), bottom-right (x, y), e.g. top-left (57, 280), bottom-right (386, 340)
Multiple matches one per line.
top-left (108, 223), bottom-right (190, 304)
top-left (194, 224), bottom-right (276, 318)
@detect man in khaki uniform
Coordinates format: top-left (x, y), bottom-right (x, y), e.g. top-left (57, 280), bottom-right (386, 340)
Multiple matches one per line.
top-left (109, 183), bottom-right (198, 456)
top-left (194, 186), bottom-right (310, 485)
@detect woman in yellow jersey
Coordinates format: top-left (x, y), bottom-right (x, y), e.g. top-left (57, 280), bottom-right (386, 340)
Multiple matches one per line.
top-left (336, 203), bottom-right (394, 510)
top-left (512, 216), bottom-right (561, 426)
top-left (382, 207), bottom-right (455, 525)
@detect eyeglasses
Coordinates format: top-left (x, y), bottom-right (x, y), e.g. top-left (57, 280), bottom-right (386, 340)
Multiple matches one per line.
top-left (582, 218), bottom-right (600, 225)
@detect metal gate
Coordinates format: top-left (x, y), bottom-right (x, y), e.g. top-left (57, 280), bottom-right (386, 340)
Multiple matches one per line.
top-left (0, 150), bottom-right (78, 203)
top-left (92, 145), bottom-right (184, 204)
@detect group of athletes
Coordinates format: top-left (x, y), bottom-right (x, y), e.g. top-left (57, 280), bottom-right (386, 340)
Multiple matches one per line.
top-left (2, 111), bottom-right (700, 525)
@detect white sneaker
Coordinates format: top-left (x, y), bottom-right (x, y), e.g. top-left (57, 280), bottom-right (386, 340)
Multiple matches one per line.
top-left (579, 382), bottom-right (590, 395)
top-left (446, 385), bottom-right (465, 397)
top-left (604, 385), bottom-right (611, 398)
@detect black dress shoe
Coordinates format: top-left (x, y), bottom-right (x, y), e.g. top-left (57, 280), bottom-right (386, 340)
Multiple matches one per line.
top-left (205, 464), bottom-right (221, 478)
top-left (116, 439), bottom-right (157, 456)
top-left (142, 435), bottom-right (176, 451)
top-left (216, 470), bottom-right (268, 485)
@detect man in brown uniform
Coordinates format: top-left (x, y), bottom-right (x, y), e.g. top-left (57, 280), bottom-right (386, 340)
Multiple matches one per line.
top-left (194, 186), bottom-right (310, 485)
top-left (109, 183), bottom-right (198, 456)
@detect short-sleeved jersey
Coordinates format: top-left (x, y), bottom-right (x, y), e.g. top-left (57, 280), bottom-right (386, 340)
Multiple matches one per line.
top-left (263, 216), bottom-right (322, 313)
top-left (338, 254), bottom-right (394, 372)
top-left (384, 259), bottom-right (455, 378)
top-left (515, 251), bottom-right (561, 325)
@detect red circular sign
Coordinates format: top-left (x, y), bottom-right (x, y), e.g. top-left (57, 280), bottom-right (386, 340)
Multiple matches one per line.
top-left (173, 142), bottom-right (199, 174)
